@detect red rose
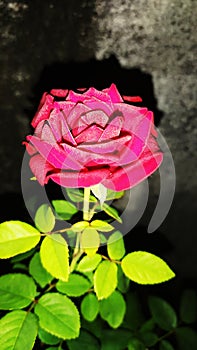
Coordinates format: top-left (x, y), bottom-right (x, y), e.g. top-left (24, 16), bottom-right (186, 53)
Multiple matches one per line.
top-left (23, 84), bottom-right (163, 191)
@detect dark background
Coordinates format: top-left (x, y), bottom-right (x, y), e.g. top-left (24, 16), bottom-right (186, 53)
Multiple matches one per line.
top-left (0, 0), bottom-right (196, 301)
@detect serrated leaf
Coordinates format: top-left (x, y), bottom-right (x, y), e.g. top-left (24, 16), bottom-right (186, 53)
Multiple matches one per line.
top-left (81, 293), bottom-right (99, 322)
top-left (71, 221), bottom-right (89, 232)
top-left (0, 221), bottom-right (40, 258)
top-left (66, 188), bottom-right (97, 203)
top-left (102, 203), bottom-right (122, 223)
top-left (117, 265), bottom-right (129, 293)
top-left (176, 327), bottom-right (197, 350)
top-left (29, 252), bottom-right (53, 288)
top-left (77, 254), bottom-right (102, 272)
top-left (91, 183), bottom-right (107, 205)
top-left (159, 340), bottom-right (175, 350)
top-left (100, 290), bottom-right (126, 328)
top-left (52, 200), bottom-right (78, 220)
top-left (128, 337), bottom-right (146, 350)
top-left (180, 289), bottom-right (197, 324)
top-left (90, 220), bottom-right (113, 232)
top-left (106, 189), bottom-right (125, 201)
top-left (94, 260), bottom-right (117, 300)
top-left (121, 251), bottom-right (175, 284)
top-left (67, 329), bottom-right (100, 350)
top-left (81, 228), bottom-right (100, 257)
top-left (148, 296), bottom-right (177, 331)
top-left (35, 204), bottom-right (55, 232)
top-left (0, 310), bottom-right (37, 350)
top-left (0, 273), bottom-right (37, 310)
top-left (56, 273), bottom-right (91, 297)
top-left (101, 329), bottom-right (131, 350)
top-left (107, 231), bottom-right (125, 260)
top-left (34, 293), bottom-right (80, 340)
top-left (40, 234), bottom-right (69, 282)
top-left (38, 327), bottom-right (61, 345)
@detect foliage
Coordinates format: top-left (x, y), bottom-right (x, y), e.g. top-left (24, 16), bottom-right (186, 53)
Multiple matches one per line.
top-left (0, 187), bottom-right (192, 350)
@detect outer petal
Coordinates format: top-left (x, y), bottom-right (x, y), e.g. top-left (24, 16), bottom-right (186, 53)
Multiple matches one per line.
top-left (27, 136), bottom-right (82, 170)
top-left (31, 94), bottom-right (54, 128)
top-left (29, 154), bottom-right (54, 185)
top-left (23, 141), bottom-right (37, 156)
top-left (103, 150), bottom-right (163, 191)
top-left (50, 89), bottom-right (68, 97)
top-left (103, 83), bottom-right (123, 102)
top-left (49, 167), bottom-right (110, 188)
top-left (83, 87), bottom-right (111, 102)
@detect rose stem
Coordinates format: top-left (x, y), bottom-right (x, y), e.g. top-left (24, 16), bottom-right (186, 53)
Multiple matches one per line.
top-left (83, 187), bottom-right (91, 221)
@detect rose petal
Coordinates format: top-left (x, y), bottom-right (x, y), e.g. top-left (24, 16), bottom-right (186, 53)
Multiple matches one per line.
top-left (103, 151), bottom-right (163, 191)
top-left (27, 135), bottom-right (82, 170)
top-left (49, 167), bottom-right (110, 188)
top-left (83, 87), bottom-right (111, 102)
top-left (84, 100), bottom-right (113, 115)
top-left (29, 154), bottom-right (54, 186)
top-left (123, 95), bottom-right (142, 102)
top-left (114, 103), bottom-right (148, 130)
top-left (103, 83), bottom-right (123, 102)
top-left (41, 123), bottom-right (57, 144)
top-left (31, 94), bottom-right (54, 128)
top-left (99, 114), bottom-right (124, 141)
top-left (81, 110), bottom-right (109, 128)
top-left (22, 141), bottom-right (37, 155)
top-left (67, 103), bottom-right (91, 130)
top-left (75, 124), bottom-right (103, 144)
top-left (60, 142), bottom-right (119, 165)
top-left (78, 134), bottom-right (131, 154)
top-left (50, 89), bottom-right (68, 97)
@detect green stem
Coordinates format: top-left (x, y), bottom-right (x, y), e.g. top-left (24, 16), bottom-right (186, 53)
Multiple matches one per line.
top-left (69, 233), bottom-right (83, 272)
top-left (83, 187), bottom-right (91, 221)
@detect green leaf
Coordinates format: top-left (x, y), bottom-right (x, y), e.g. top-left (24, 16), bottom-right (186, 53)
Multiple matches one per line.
top-left (100, 290), bottom-right (126, 328)
top-left (128, 338), bottom-right (146, 350)
top-left (35, 204), bottom-right (55, 232)
top-left (102, 203), bottom-right (122, 223)
top-left (117, 265), bottom-right (129, 293)
top-left (0, 273), bottom-right (37, 310)
top-left (40, 234), bottom-right (69, 282)
top-left (81, 293), bottom-right (99, 322)
top-left (67, 329), bottom-right (100, 350)
top-left (121, 251), bottom-right (175, 284)
top-left (12, 263), bottom-right (28, 271)
top-left (35, 293), bottom-right (80, 340)
top-left (107, 231), bottom-right (125, 260)
top-left (66, 188), bottom-right (97, 203)
top-left (77, 254), bottom-right (102, 272)
top-left (94, 260), bottom-right (117, 300)
top-left (81, 228), bottom-right (100, 257)
top-left (140, 318), bottom-right (155, 332)
top-left (139, 331), bottom-right (158, 347)
top-left (91, 183), bottom-right (107, 205)
top-left (52, 200), bottom-right (78, 220)
top-left (56, 273), bottom-right (91, 297)
top-left (180, 289), bottom-right (197, 324)
top-left (71, 221), bottom-right (89, 232)
top-left (176, 327), bottom-right (197, 350)
top-left (0, 221), bottom-right (40, 259)
top-left (159, 340), bottom-right (175, 350)
top-left (10, 247), bottom-right (37, 263)
top-left (90, 220), bottom-right (114, 232)
top-left (81, 317), bottom-right (104, 339)
top-left (106, 189), bottom-right (125, 201)
top-left (101, 329), bottom-right (131, 350)
top-left (0, 310), bottom-right (38, 350)
top-left (124, 292), bottom-right (145, 330)
top-left (29, 252), bottom-right (53, 288)
top-left (38, 327), bottom-right (61, 345)
top-left (148, 296), bottom-right (177, 331)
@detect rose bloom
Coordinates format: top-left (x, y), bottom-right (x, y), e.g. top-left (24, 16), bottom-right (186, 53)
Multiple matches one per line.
top-left (24, 84), bottom-right (163, 191)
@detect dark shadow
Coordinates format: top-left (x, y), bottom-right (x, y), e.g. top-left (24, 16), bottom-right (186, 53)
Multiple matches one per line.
top-left (26, 55), bottom-right (163, 126)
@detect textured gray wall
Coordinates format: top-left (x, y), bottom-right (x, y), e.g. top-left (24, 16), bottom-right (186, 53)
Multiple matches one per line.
top-left (0, 1), bottom-right (196, 283)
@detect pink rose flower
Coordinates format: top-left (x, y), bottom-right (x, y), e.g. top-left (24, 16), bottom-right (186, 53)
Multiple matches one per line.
top-left (23, 84), bottom-right (163, 191)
